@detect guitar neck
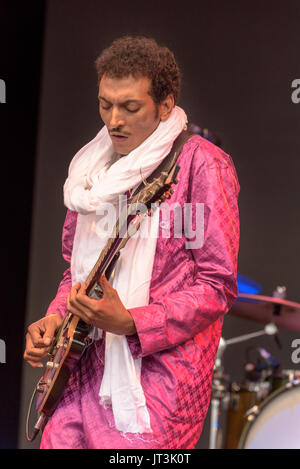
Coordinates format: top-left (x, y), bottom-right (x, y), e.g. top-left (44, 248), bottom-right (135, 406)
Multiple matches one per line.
top-left (84, 211), bottom-right (138, 295)
top-left (85, 218), bottom-right (121, 295)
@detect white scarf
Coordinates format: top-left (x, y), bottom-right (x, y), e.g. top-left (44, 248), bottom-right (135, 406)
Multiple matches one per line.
top-left (63, 106), bottom-right (187, 434)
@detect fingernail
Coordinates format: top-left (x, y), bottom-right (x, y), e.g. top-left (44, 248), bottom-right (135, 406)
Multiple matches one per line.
top-left (44, 337), bottom-right (51, 345)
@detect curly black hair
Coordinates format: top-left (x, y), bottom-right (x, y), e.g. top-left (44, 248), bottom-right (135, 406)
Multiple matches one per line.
top-left (95, 36), bottom-right (181, 105)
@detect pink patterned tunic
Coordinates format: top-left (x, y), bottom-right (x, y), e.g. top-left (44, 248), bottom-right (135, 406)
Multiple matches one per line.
top-left (40, 135), bottom-right (240, 449)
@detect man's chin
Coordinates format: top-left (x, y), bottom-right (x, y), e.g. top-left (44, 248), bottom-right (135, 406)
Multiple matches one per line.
top-left (111, 142), bottom-right (133, 156)
top-left (110, 138), bottom-right (130, 156)
top-left (112, 145), bottom-right (129, 156)
top-left (110, 136), bottom-right (145, 155)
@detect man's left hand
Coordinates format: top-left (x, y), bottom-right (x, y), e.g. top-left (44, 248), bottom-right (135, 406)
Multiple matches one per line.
top-left (67, 275), bottom-right (137, 336)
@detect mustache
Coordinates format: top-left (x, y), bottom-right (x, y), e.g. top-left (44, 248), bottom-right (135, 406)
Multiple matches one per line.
top-left (109, 126), bottom-right (130, 136)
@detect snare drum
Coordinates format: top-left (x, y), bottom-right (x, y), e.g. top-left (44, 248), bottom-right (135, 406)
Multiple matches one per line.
top-left (238, 372), bottom-right (300, 449)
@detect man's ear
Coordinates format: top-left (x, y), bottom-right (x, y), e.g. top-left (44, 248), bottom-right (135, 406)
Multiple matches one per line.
top-left (159, 94), bottom-right (175, 121)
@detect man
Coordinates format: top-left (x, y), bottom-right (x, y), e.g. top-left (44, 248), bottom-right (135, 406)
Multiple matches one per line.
top-left (24, 36), bottom-right (240, 449)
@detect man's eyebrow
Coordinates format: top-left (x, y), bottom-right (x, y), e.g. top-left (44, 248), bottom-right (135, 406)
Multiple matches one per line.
top-left (98, 96), bottom-right (142, 105)
top-left (98, 95), bottom-right (111, 103)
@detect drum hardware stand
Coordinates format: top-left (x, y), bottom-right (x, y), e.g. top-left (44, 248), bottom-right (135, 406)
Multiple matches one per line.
top-left (224, 322), bottom-right (278, 347)
top-left (209, 337), bottom-right (230, 449)
top-left (209, 323), bottom-right (279, 449)
top-left (272, 285), bottom-right (286, 319)
top-left (272, 285), bottom-right (286, 301)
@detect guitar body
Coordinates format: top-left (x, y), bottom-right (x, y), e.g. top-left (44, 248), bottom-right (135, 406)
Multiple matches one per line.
top-left (36, 314), bottom-right (91, 417)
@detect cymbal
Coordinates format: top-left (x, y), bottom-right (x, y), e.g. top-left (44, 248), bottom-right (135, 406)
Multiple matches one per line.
top-left (229, 293), bottom-right (300, 332)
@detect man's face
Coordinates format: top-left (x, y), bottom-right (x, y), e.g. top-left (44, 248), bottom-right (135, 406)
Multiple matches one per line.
top-left (98, 74), bottom-right (162, 155)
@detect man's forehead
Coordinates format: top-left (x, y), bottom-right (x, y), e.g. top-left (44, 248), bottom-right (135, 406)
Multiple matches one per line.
top-left (98, 74), bottom-right (151, 101)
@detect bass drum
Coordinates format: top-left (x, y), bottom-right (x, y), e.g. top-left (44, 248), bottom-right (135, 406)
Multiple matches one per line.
top-left (238, 380), bottom-right (300, 449)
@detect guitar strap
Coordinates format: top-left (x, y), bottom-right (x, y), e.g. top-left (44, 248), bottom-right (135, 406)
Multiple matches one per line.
top-left (131, 129), bottom-right (195, 197)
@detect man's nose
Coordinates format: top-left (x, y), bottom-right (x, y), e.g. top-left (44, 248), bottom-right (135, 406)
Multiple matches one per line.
top-left (109, 106), bottom-right (125, 129)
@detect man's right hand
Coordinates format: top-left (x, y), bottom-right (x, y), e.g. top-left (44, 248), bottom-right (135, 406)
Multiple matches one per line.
top-left (24, 313), bottom-right (63, 368)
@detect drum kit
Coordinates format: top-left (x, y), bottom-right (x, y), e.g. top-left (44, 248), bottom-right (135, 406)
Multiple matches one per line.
top-left (209, 275), bottom-right (300, 449)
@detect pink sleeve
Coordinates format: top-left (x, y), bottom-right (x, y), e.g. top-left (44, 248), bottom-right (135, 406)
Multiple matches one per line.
top-left (127, 144), bottom-right (240, 358)
top-left (46, 210), bottom-right (77, 319)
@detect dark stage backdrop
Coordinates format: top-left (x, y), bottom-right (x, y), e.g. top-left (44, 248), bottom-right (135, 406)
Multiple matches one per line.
top-left (0, 1), bottom-right (45, 449)
top-left (5, 0), bottom-right (298, 449)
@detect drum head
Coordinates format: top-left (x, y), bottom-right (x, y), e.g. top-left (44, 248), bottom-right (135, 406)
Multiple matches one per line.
top-left (239, 384), bottom-right (300, 449)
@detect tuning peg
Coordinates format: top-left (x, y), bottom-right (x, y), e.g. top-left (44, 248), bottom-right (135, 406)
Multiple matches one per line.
top-left (148, 208), bottom-right (152, 216)
top-left (174, 177), bottom-right (179, 184)
top-left (164, 191), bottom-right (171, 199)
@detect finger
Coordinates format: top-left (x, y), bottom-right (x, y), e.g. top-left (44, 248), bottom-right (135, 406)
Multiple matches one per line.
top-left (25, 347), bottom-right (49, 359)
top-left (43, 318), bottom-right (60, 346)
top-left (73, 293), bottom-right (95, 310)
top-left (24, 344), bottom-right (47, 367)
top-left (25, 358), bottom-right (44, 368)
top-left (27, 323), bottom-right (47, 348)
top-left (67, 292), bottom-right (71, 311)
top-left (99, 275), bottom-right (115, 297)
top-left (68, 282), bottom-right (83, 308)
top-left (25, 333), bottom-right (48, 356)
top-left (72, 282), bottom-right (81, 292)
top-left (30, 362), bottom-right (44, 368)
top-left (72, 284), bottom-right (96, 311)
top-left (68, 282), bottom-right (95, 323)
top-left (74, 282), bottom-right (90, 306)
top-left (67, 285), bottom-right (77, 310)
top-left (24, 350), bottom-right (44, 367)
top-left (68, 282), bottom-right (81, 302)
top-left (67, 302), bottom-right (91, 324)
